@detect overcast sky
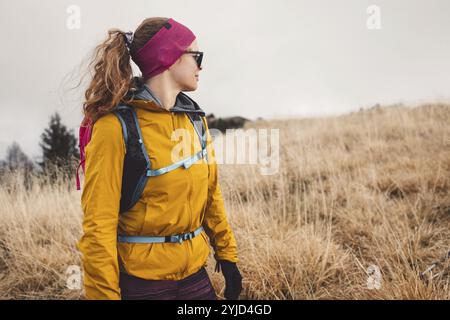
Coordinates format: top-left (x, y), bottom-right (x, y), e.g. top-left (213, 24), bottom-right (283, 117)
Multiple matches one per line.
top-left (1, 0), bottom-right (450, 161)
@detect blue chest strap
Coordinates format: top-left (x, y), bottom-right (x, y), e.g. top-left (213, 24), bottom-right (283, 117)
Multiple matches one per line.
top-left (146, 148), bottom-right (207, 176)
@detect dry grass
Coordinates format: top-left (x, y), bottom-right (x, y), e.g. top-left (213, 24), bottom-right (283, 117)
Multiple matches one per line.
top-left (0, 103), bottom-right (449, 299)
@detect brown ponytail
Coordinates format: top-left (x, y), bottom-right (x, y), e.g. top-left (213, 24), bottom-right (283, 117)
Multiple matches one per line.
top-left (81, 17), bottom-right (169, 123)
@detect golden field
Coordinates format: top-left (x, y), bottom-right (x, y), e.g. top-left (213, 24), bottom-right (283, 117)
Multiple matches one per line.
top-left (0, 103), bottom-right (449, 299)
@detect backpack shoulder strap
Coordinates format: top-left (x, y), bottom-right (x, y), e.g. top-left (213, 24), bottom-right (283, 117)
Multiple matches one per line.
top-left (113, 105), bottom-right (130, 146)
top-left (112, 104), bottom-right (152, 213)
top-left (113, 104), bottom-right (152, 168)
top-left (186, 113), bottom-right (207, 150)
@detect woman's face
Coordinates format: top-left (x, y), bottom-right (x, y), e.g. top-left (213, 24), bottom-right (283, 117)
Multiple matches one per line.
top-left (170, 39), bottom-right (202, 91)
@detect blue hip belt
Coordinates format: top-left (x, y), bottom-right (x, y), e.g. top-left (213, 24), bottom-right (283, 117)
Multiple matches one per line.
top-left (117, 226), bottom-right (204, 244)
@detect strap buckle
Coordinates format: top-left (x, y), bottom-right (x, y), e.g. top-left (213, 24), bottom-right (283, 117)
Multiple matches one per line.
top-left (170, 231), bottom-right (196, 244)
top-left (177, 232), bottom-right (194, 244)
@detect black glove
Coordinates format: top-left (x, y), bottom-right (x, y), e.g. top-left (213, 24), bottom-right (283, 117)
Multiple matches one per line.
top-left (215, 260), bottom-right (242, 300)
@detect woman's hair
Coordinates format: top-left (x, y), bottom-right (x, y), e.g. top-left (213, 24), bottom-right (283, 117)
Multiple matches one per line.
top-left (81, 17), bottom-right (169, 123)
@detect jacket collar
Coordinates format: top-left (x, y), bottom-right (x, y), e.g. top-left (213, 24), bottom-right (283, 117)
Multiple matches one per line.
top-left (125, 83), bottom-right (206, 117)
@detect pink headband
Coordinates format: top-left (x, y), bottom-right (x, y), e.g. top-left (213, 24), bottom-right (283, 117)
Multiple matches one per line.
top-left (131, 18), bottom-right (196, 80)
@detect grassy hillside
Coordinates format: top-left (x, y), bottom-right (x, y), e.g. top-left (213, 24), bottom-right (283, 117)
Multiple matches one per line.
top-left (0, 103), bottom-right (449, 299)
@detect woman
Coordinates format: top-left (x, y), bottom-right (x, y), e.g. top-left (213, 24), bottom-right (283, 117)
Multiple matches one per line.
top-left (76, 17), bottom-right (242, 300)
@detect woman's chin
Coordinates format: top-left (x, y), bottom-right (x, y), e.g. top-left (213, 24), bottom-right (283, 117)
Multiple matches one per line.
top-left (183, 82), bottom-right (198, 92)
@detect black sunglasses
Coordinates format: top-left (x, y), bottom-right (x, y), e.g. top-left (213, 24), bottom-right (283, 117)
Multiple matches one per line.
top-left (184, 50), bottom-right (203, 68)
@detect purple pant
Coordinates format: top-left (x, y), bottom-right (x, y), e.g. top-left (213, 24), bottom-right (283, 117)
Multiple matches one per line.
top-left (119, 266), bottom-right (218, 300)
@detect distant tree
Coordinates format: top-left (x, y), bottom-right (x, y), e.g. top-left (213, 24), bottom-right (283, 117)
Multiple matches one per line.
top-left (38, 112), bottom-right (79, 183)
top-left (1, 142), bottom-right (35, 190)
top-left (0, 159), bottom-right (5, 185)
top-left (4, 142), bottom-right (35, 171)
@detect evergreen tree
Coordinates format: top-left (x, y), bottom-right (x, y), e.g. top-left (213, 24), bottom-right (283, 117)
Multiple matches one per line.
top-left (38, 112), bottom-right (79, 182)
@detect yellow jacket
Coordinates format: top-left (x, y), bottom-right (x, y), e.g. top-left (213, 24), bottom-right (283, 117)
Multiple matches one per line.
top-left (77, 86), bottom-right (239, 300)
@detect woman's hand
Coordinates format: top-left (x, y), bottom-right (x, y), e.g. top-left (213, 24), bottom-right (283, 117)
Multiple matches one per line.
top-left (215, 260), bottom-right (243, 299)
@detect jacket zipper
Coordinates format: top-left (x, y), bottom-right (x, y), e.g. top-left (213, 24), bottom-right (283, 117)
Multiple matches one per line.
top-left (182, 131), bottom-right (194, 276)
top-left (187, 169), bottom-right (193, 233)
top-left (171, 111), bottom-right (175, 133)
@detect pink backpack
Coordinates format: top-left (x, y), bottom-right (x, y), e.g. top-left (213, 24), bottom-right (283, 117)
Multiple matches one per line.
top-left (75, 116), bottom-right (94, 190)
